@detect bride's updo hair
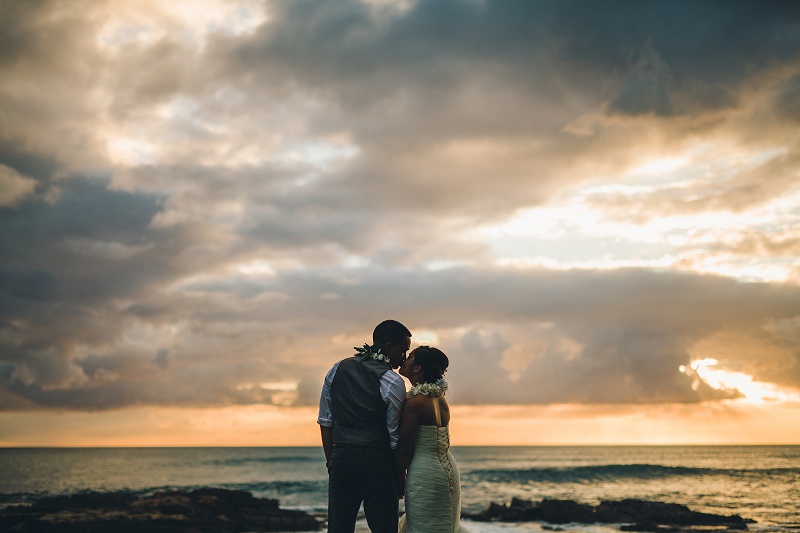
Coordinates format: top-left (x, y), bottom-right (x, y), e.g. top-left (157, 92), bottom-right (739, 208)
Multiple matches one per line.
top-left (413, 346), bottom-right (449, 383)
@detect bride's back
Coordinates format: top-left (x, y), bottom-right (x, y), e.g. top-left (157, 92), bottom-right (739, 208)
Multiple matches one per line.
top-left (409, 395), bottom-right (450, 427)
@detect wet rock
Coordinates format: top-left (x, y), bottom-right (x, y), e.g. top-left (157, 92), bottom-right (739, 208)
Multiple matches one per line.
top-left (598, 500), bottom-right (748, 530)
top-left (463, 498), bottom-right (543, 522)
top-left (0, 488), bottom-right (320, 532)
top-left (462, 497), bottom-right (749, 530)
top-left (540, 499), bottom-right (595, 523)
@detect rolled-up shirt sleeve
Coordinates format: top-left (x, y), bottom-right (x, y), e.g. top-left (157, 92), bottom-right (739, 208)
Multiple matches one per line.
top-left (317, 362), bottom-right (339, 427)
top-left (380, 371), bottom-right (407, 449)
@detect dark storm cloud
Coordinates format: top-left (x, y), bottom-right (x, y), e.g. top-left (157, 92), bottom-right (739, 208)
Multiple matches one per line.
top-left (0, 178), bottom-right (167, 306)
top-left (0, 179), bottom-right (176, 392)
top-left (219, 0), bottom-right (800, 122)
top-left (775, 74), bottom-right (800, 123)
top-left (183, 0), bottom-right (800, 221)
top-left (1, 0), bottom-right (799, 412)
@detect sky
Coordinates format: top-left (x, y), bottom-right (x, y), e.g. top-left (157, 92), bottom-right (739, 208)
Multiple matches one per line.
top-left (1, 0), bottom-right (800, 446)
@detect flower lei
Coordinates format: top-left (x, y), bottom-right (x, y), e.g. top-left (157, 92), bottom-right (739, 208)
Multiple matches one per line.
top-left (408, 378), bottom-right (448, 398)
top-left (354, 343), bottom-right (390, 364)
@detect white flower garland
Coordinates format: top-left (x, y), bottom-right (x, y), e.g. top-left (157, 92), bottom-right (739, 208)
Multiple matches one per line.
top-left (408, 378), bottom-right (448, 398)
top-left (354, 343), bottom-right (390, 364)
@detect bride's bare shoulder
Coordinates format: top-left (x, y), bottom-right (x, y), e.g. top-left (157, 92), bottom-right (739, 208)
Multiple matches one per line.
top-left (404, 394), bottom-right (429, 408)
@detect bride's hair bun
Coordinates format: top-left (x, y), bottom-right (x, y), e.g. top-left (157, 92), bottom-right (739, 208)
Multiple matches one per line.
top-left (414, 345), bottom-right (449, 383)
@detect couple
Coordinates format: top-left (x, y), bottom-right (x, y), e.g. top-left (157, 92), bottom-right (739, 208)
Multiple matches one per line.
top-left (318, 319), bottom-right (467, 533)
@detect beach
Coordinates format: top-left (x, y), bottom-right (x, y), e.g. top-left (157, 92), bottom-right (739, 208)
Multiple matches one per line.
top-left (2, 446), bottom-right (798, 531)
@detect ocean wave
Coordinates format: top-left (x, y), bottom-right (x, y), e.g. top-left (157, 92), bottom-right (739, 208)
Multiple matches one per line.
top-left (207, 456), bottom-right (317, 466)
top-left (462, 464), bottom-right (798, 484)
top-left (219, 480), bottom-right (328, 495)
top-left (0, 488), bottom-right (142, 508)
top-left (0, 492), bottom-right (44, 507)
top-left (0, 480), bottom-right (328, 508)
top-left (125, 480), bottom-right (328, 499)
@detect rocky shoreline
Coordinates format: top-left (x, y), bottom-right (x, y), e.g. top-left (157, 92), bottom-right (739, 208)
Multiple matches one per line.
top-left (463, 497), bottom-right (752, 532)
top-left (0, 489), bottom-right (756, 533)
top-left (0, 488), bottom-right (321, 532)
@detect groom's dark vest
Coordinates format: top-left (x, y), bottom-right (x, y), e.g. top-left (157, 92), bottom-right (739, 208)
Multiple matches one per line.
top-left (331, 356), bottom-right (391, 449)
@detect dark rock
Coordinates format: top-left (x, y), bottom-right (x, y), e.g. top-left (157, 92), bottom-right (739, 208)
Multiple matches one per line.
top-left (510, 497), bottom-right (533, 509)
top-left (462, 497), bottom-right (749, 530)
top-left (597, 499), bottom-right (693, 523)
top-left (540, 499), bottom-right (596, 524)
top-left (462, 498), bottom-right (544, 522)
top-left (33, 491), bottom-right (138, 511)
top-left (504, 498), bottom-right (544, 521)
top-left (0, 488), bottom-right (320, 532)
top-left (598, 499), bottom-right (747, 530)
top-left (462, 501), bottom-right (508, 521)
top-left (485, 501), bottom-right (506, 518)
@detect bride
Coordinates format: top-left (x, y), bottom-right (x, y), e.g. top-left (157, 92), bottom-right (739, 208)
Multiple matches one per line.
top-left (395, 346), bottom-right (467, 533)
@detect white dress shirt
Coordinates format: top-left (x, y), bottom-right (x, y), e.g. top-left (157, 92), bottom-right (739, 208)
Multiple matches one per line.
top-left (317, 360), bottom-right (407, 449)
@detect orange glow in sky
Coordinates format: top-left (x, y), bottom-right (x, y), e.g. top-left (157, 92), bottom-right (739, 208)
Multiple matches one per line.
top-left (3, 401), bottom-right (800, 447)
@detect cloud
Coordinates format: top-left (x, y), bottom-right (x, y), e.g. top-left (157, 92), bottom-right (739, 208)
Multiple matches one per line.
top-left (609, 44), bottom-right (674, 116)
top-left (0, 164), bottom-right (37, 206)
top-left (1, 0), bottom-right (799, 416)
top-left (3, 254), bottom-right (799, 410)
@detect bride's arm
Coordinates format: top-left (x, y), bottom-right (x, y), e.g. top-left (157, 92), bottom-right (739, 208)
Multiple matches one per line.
top-left (394, 396), bottom-right (422, 497)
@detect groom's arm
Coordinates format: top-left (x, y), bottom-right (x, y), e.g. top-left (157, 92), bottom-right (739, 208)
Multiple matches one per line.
top-left (381, 371), bottom-right (406, 449)
top-left (317, 363), bottom-right (338, 469)
top-left (320, 426), bottom-right (333, 466)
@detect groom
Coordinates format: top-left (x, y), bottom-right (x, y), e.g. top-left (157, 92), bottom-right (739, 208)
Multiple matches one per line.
top-left (318, 319), bottom-right (411, 533)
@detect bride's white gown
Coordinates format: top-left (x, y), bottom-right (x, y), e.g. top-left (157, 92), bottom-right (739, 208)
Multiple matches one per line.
top-left (398, 425), bottom-right (468, 533)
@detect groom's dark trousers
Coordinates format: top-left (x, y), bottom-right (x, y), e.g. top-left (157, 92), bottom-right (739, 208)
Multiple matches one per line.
top-left (328, 444), bottom-right (398, 533)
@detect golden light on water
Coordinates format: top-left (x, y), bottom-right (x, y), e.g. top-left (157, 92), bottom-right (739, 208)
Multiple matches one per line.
top-left (680, 358), bottom-right (800, 404)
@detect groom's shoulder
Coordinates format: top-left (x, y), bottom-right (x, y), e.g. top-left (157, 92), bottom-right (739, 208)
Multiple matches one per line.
top-left (336, 355), bottom-right (360, 368)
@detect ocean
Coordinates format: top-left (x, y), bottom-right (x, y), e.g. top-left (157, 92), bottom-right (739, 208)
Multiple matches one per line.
top-left (1, 446), bottom-right (798, 532)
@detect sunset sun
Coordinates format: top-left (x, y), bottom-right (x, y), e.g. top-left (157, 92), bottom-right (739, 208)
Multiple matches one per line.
top-left (680, 358), bottom-right (800, 405)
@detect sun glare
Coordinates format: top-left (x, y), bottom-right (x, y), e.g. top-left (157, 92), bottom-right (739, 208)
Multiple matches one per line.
top-left (629, 156), bottom-right (688, 176)
top-left (107, 136), bottom-right (157, 166)
top-left (412, 329), bottom-right (440, 346)
top-left (680, 358), bottom-right (800, 404)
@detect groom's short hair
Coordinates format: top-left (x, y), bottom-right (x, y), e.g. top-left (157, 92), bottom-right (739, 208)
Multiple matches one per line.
top-left (373, 320), bottom-right (411, 348)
